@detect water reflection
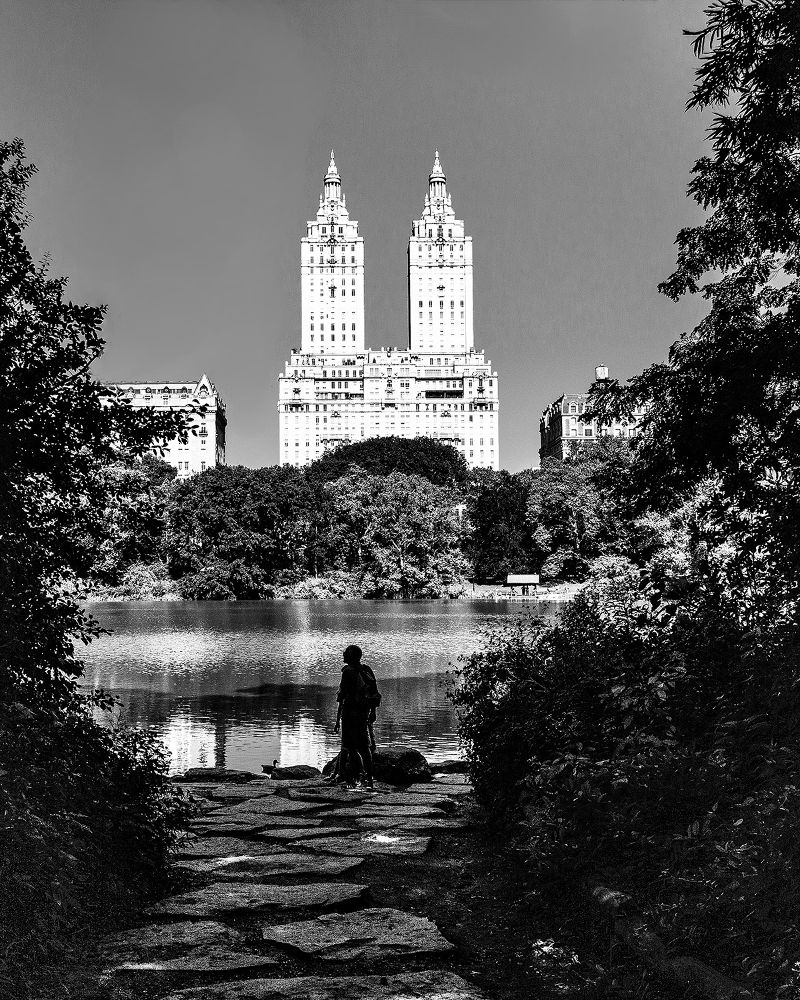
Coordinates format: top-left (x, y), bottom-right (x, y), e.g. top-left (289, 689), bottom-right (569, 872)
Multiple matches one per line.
top-left (83, 600), bottom-right (555, 773)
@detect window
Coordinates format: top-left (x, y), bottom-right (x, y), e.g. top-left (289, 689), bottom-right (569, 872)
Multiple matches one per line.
top-left (201, 461), bottom-right (206, 471)
top-left (338, 227), bottom-right (343, 234)
top-left (322, 227), bottom-right (326, 234)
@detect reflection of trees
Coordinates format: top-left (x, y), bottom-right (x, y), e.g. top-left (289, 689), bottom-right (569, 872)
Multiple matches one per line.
top-left (108, 670), bottom-right (458, 771)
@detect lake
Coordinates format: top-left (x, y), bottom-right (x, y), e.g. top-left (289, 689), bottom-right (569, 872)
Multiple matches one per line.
top-left (81, 600), bottom-right (557, 774)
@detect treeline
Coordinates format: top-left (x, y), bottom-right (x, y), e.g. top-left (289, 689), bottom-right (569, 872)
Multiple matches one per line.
top-left (0, 141), bottom-right (192, 995)
top-left (83, 435), bottom-right (641, 601)
top-left (452, 5), bottom-right (800, 996)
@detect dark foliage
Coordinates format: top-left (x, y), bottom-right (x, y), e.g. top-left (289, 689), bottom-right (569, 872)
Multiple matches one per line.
top-left (304, 434), bottom-right (469, 487)
top-left (463, 469), bottom-right (537, 581)
top-left (0, 140), bottom-right (191, 993)
top-left (453, 4), bottom-right (800, 993)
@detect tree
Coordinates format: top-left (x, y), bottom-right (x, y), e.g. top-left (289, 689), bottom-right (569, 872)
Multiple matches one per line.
top-left (0, 139), bottom-right (187, 709)
top-left (526, 441), bottom-right (632, 580)
top-left (0, 139), bottom-right (190, 985)
top-left (164, 464), bottom-right (314, 597)
top-left (84, 456), bottom-right (176, 585)
top-left (305, 435), bottom-right (469, 488)
top-left (323, 470), bottom-right (468, 597)
top-left (588, 0), bottom-right (800, 588)
top-left (463, 469), bottom-right (536, 581)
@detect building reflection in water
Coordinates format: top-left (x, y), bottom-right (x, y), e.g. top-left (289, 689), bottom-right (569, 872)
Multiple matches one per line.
top-left (83, 600), bottom-right (553, 773)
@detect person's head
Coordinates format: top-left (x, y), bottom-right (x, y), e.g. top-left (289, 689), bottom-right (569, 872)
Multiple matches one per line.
top-left (343, 644), bottom-right (362, 665)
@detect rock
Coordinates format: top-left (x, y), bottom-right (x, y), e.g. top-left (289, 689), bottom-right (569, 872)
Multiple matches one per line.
top-left (209, 784), bottom-right (278, 802)
top-left (431, 758), bottom-right (469, 774)
top-left (299, 834), bottom-right (430, 856)
top-left (270, 764), bottom-right (322, 780)
top-left (354, 816), bottom-right (470, 832)
top-left (255, 826), bottom-right (354, 842)
top-left (175, 837), bottom-right (291, 859)
top-left (146, 881), bottom-right (368, 918)
top-left (224, 797), bottom-right (324, 817)
top-left (324, 744), bottom-right (431, 785)
top-left (286, 787), bottom-right (378, 805)
top-left (320, 805), bottom-right (446, 819)
top-left (369, 791), bottom-right (455, 809)
top-left (262, 907), bottom-right (453, 961)
top-left (174, 853), bottom-right (363, 879)
top-left (433, 772), bottom-right (472, 784)
top-left (164, 970), bottom-right (487, 999)
top-left (190, 818), bottom-right (271, 836)
top-left (100, 920), bottom-right (277, 976)
top-left (174, 768), bottom-right (262, 784)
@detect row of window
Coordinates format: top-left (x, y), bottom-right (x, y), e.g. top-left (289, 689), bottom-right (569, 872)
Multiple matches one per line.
top-left (310, 323), bottom-right (358, 331)
top-left (283, 403), bottom-right (494, 413)
top-left (308, 267), bottom-right (358, 273)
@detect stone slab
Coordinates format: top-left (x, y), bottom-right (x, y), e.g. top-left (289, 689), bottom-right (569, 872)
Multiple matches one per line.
top-left (368, 792), bottom-right (455, 809)
top-left (209, 784), bottom-right (279, 802)
top-left (432, 773), bottom-right (472, 785)
top-left (286, 787), bottom-right (379, 805)
top-left (299, 834), bottom-right (430, 856)
top-left (174, 853), bottom-right (364, 879)
top-left (190, 819), bottom-right (271, 836)
top-left (322, 805), bottom-right (446, 819)
top-left (404, 782), bottom-right (472, 796)
top-left (224, 797), bottom-right (324, 817)
top-left (100, 920), bottom-right (278, 976)
top-left (354, 816), bottom-right (469, 832)
top-left (165, 970), bottom-right (487, 1000)
top-left (255, 826), bottom-right (354, 842)
top-left (175, 838), bottom-right (291, 859)
top-left (147, 881), bottom-right (368, 917)
top-left (175, 768), bottom-right (264, 784)
top-left (262, 907), bottom-right (454, 962)
top-left (270, 764), bottom-right (322, 780)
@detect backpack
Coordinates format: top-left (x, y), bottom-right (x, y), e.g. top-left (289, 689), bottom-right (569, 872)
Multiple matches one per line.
top-left (357, 664), bottom-right (382, 710)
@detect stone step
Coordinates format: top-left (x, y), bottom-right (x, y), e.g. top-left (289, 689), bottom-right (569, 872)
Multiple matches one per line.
top-left (175, 838), bottom-right (292, 859)
top-left (146, 881), bottom-right (368, 918)
top-left (164, 970), bottom-right (487, 1000)
top-left (295, 833), bottom-right (430, 856)
top-left (173, 853), bottom-right (363, 880)
top-left (99, 920), bottom-right (277, 978)
top-left (261, 907), bottom-right (454, 962)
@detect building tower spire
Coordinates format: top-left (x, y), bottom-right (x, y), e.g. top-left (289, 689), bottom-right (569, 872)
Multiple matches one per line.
top-left (324, 149), bottom-right (342, 204)
top-left (429, 149), bottom-right (447, 202)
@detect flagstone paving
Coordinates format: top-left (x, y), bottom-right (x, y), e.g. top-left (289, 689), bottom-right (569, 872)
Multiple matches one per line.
top-left (296, 833), bottom-right (431, 856)
top-left (176, 838), bottom-right (292, 859)
top-left (261, 907), bottom-right (454, 961)
top-left (253, 825), bottom-right (355, 842)
top-left (100, 920), bottom-right (278, 977)
top-left (98, 765), bottom-right (479, 999)
top-left (146, 881), bottom-right (368, 918)
top-left (174, 853), bottom-right (363, 879)
top-left (166, 971), bottom-right (487, 1000)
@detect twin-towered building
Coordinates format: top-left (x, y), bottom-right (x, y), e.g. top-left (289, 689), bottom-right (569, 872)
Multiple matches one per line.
top-left (278, 151), bottom-right (500, 470)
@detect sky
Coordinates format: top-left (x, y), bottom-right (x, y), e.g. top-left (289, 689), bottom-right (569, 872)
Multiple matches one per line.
top-left (1, 0), bottom-right (712, 471)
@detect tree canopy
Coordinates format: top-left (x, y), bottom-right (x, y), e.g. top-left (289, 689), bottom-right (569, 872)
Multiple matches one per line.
top-left (304, 434), bottom-right (469, 487)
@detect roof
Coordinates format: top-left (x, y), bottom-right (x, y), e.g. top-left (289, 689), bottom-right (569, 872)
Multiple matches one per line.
top-left (506, 574), bottom-right (540, 585)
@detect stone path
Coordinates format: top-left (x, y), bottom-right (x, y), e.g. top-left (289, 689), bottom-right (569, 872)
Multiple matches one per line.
top-left (98, 767), bottom-right (487, 999)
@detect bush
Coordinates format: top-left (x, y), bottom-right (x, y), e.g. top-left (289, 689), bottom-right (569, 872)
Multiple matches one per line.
top-left (0, 700), bottom-right (191, 992)
top-left (451, 574), bottom-right (800, 993)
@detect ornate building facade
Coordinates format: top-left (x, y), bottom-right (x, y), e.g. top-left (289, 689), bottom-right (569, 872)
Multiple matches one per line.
top-left (278, 152), bottom-right (499, 469)
top-left (539, 367), bottom-right (642, 461)
top-left (109, 373), bottom-right (227, 478)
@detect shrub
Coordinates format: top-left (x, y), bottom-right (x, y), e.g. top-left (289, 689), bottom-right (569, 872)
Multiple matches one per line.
top-left (451, 574), bottom-right (800, 992)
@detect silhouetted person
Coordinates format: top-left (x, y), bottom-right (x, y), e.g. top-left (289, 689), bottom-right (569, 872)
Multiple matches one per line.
top-left (332, 644), bottom-right (378, 788)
